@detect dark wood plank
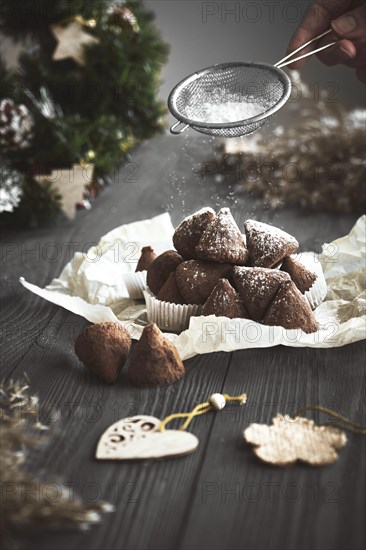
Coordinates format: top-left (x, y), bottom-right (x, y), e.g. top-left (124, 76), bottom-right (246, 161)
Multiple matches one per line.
top-left (7, 325), bottom-right (232, 550)
top-left (1, 134), bottom-right (364, 550)
top-left (180, 343), bottom-right (366, 550)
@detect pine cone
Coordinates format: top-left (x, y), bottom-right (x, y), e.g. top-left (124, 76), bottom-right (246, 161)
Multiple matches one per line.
top-left (0, 99), bottom-right (34, 152)
top-left (0, 164), bottom-right (24, 213)
top-left (107, 6), bottom-right (139, 32)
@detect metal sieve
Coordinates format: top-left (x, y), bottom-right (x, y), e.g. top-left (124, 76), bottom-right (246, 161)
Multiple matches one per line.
top-left (168, 29), bottom-right (335, 137)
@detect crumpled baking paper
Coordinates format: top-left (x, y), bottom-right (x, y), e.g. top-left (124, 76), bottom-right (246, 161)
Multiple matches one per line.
top-left (20, 213), bottom-right (366, 360)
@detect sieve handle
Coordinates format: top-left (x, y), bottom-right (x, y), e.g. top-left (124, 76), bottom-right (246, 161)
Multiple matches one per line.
top-left (170, 121), bottom-right (190, 134)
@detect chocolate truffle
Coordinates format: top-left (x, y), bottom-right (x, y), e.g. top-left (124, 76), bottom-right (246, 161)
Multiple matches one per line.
top-left (175, 260), bottom-right (232, 305)
top-left (74, 322), bottom-right (131, 384)
top-left (202, 278), bottom-right (248, 319)
top-left (244, 219), bottom-right (299, 268)
top-left (196, 208), bottom-right (248, 265)
top-left (135, 246), bottom-right (157, 272)
top-left (128, 323), bottom-right (185, 386)
top-left (233, 266), bottom-right (291, 322)
top-left (146, 250), bottom-right (183, 295)
top-left (281, 256), bottom-right (317, 294)
top-left (157, 272), bottom-right (186, 305)
top-left (173, 207), bottom-right (216, 259)
top-left (263, 281), bottom-right (318, 333)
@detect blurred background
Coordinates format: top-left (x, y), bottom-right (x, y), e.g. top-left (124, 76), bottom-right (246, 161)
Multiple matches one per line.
top-left (4, 1), bottom-right (363, 106)
top-left (151, 0), bottom-right (365, 108)
top-left (1, 0), bottom-right (365, 106)
top-left (0, 0), bottom-right (365, 226)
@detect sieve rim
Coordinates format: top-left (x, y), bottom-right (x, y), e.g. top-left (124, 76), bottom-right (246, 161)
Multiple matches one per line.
top-left (167, 62), bottom-right (291, 129)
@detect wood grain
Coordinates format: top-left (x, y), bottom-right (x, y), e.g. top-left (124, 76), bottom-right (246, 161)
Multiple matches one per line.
top-left (181, 345), bottom-right (366, 550)
top-left (1, 134), bottom-right (364, 550)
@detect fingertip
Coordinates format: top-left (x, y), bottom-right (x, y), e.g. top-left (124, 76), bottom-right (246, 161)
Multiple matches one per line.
top-left (317, 41), bottom-right (357, 66)
top-left (337, 39), bottom-right (357, 59)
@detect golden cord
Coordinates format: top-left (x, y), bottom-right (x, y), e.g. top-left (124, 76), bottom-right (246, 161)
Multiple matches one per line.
top-left (292, 405), bottom-right (366, 435)
top-left (159, 394), bottom-right (247, 432)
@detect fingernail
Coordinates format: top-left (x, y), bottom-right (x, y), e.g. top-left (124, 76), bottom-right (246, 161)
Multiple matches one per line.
top-left (340, 46), bottom-right (354, 59)
top-left (332, 15), bottom-right (357, 35)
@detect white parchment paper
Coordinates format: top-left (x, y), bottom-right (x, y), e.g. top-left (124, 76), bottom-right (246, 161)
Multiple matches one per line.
top-left (20, 213), bottom-right (366, 360)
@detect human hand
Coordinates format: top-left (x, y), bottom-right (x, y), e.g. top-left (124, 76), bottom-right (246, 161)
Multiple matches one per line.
top-left (287, 0), bottom-right (366, 83)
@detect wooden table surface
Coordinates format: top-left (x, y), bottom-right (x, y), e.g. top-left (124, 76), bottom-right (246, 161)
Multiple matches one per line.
top-left (1, 134), bottom-right (365, 550)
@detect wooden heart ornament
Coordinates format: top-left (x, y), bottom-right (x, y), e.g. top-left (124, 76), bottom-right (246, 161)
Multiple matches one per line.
top-left (96, 415), bottom-right (199, 460)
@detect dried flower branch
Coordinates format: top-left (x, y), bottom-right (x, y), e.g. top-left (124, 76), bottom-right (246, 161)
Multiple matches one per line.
top-left (0, 380), bottom-right (113, 548)
top-left (199, 72), bottom-right (365, 215)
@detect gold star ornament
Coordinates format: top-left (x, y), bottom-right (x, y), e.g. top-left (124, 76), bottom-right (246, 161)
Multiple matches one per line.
top-left (51, 21), bottom-right (100, 66)
top-left (244, 414), bottom-right (347, 466)
top-left (35, 164), bottom-right (94, 219)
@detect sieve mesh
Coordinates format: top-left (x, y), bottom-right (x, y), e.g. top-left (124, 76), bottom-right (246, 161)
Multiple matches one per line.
top-left (168, 62), bottom-right (291, 137)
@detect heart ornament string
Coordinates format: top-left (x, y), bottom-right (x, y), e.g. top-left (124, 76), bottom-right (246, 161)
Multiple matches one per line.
top-left (96, 393), bottom-right (365, 465)
top-left (96, 393), bottom-right (247, 461)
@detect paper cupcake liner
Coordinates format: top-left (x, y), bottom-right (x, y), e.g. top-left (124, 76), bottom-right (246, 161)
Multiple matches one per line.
top-left (143, 288), bottom-right (201, 332)
top-left (295, 254), bottom-right (327, 310)
top-left (122, 271), bottom-right (147, 299)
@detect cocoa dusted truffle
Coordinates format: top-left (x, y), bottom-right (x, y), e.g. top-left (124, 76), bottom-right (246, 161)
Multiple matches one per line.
top-left (263, 281), bottom-right (318, 334)
top-left (196, 208), bottom-right (248, 265)
top-left (146, 250), bottom-right (183, 295)
top-left (128, 323), bottom-right (185, 386)
top-left (202, 278), bottom-right (248, 319)
top-left (244, 219), bottom-right (299, 268)
top-left (74, 322), bottom-right (131, 384)
top-left (175, 260), bottom-right (232, 305)
top-left (281, 256), bottom-right (317, 294)
top-left (233, 266), bottom-right (291, 322)
top-left (135, 246), bottom-right (157, 272)
top-left (157, 272), bottom-right (186, 305)
top-left (173, 207), bottom-right (216, 259)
